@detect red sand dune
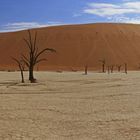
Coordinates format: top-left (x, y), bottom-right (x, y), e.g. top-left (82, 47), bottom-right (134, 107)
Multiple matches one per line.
top-left (0, 23), bottom-right (140, 71)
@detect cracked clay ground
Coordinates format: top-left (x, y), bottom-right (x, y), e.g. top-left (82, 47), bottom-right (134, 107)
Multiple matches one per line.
top-left (0, 71), bottom-right (139, 140)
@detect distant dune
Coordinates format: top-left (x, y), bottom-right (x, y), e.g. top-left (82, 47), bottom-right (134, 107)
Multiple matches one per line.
top-left (0, 23), bottom-right (140, 71)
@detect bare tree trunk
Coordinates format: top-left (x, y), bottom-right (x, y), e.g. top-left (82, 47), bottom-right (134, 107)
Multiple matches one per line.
top-left (118, 66), bottom-right (121, 72)
top-left (12, 58), bottom-right (25, 83)
top-left (29, 66), bottom-right (35, 82)
top-left (102, 64), bottom-right (105, 73)
top-left (125, 63), bottom-right (127, 74)
top-left (29, 69), bottom-right (33, 80)
top-left (111, 65), bottom-right (114, 73)
top-left (117, 65), bottom-right (122, 72)
top-left (99, 59), bottom-right (106, 73)
top-left (21, 69), bottom-right (24, 83)
top-left (138, 63), bottom-right (140, 70)
top-left (85, 65), bottom-right (88, 75)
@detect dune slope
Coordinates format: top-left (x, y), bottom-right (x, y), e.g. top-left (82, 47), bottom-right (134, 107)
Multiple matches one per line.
top-left (0, 23), bottom-right (140, 70)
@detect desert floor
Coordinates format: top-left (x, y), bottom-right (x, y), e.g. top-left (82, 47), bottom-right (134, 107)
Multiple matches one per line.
top-left (0, 71), bottom-right (140, 140)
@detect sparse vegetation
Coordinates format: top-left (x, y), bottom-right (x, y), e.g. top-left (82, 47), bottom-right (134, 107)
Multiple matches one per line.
top-left (21, 30), bottom-right (56, 83)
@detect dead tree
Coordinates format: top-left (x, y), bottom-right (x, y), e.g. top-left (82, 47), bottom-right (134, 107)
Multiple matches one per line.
top-left (124, 63), bottom-right (127, 74)
top-left (138, 63), bottom-right (140, 70)
top-left (22, 30), bottom-right (56, 83)
top-left (84, 65), bottom-right (88, 75)
top-left (117, 65), bottom-right (122, 72)
top-left (110, 65), bottom-right (114, 73)
top-left (99, 59), bottom-right (106, 73)
top-left (12, 58), bottom-right (25, 83)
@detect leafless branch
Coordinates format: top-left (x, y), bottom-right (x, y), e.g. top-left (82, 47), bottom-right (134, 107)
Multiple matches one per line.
top-left (35, 58), bottom-right (47, 65)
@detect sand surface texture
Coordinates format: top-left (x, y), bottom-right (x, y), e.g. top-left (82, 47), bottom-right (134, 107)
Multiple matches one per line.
top-left (0, 71), bottom-right (139, 139)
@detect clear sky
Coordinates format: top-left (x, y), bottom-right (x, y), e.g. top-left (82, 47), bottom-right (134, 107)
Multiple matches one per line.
top-left (0, 0), bottom-right (140, 32)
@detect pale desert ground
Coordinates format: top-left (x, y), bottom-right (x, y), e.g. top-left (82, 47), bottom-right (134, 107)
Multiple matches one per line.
top-left (0, 71), bottom-right (140, 140)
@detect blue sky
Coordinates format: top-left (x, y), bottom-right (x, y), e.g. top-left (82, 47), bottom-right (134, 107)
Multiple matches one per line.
top-left (1, 0), bottom-right (140, 32)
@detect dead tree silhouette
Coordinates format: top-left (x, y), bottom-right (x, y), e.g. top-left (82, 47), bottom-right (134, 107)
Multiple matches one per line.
top-left (117, 65), bottom-right (122, 72)
top-left (124, 63), bottom-right (127, 74)
top-left (12, 58), bottom-right (25, 83)
top-left (22, 30), bottom-right (56, 83)
top-left (99, 59), bottom-right (106, 73)
top-left (84, 65), bottom-right (88, 75)
top-left (138, 63), bottom-right (140, 70)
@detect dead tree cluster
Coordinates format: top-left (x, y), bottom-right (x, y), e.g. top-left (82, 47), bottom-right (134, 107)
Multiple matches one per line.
top-left (83, 60), bottom-right (128, 75)
top-left (13, 30), bottom-right (129, 82)
top-left (13, 30), bottom-right (56, 83)
top-left (99, 59), bottom-right (127, 74)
